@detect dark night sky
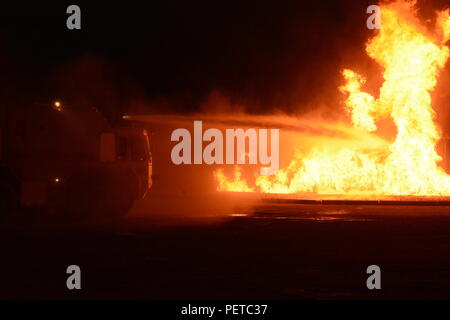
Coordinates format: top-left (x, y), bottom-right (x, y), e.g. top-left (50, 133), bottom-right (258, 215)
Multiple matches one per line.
top-left (0, 0), bottom-right (449, 122)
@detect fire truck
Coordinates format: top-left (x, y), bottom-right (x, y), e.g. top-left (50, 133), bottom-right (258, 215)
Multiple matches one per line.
top-left (0, 101), bottom-right (152, 221)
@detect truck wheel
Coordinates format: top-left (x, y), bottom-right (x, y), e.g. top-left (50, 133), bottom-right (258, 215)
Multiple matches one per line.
top-left (99, 178), bottom-right (135, 218)
top-left (0, 181), bottom-right (18, 222)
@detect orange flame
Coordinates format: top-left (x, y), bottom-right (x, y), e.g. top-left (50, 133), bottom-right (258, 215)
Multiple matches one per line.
top-left (214, 1), bottom-right (450, 197)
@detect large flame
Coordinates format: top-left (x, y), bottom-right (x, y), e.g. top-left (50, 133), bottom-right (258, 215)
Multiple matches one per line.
top-left (215, 0), bottom-right (450, 197)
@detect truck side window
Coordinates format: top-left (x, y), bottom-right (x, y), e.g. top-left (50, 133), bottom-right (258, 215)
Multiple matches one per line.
top-left (116, 136), bottom-right (128, 159)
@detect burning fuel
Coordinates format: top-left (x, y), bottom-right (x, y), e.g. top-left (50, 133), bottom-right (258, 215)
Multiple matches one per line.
top-left (215, 0), bottom-right (450, 197)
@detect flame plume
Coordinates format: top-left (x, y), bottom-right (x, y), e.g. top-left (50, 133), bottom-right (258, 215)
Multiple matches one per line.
top-left (215, 1), bottom-right (450, 197)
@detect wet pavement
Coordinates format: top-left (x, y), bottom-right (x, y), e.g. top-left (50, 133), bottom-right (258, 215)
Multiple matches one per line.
top-left (1, 201), bottom-right (450, 299)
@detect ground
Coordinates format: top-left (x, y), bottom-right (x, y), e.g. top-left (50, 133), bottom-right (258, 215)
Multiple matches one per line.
top-left (1, 200), bottom-right (450, 299)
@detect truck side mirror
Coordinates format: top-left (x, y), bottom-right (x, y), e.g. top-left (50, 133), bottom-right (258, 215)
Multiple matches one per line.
top-left (100, 132), bottom-right (116, 162)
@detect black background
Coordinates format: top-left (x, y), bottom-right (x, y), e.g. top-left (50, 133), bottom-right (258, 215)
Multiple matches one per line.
top-left (0, 0), bottom-right (449, 124)
top-left (0, 0), bottom-right (382, 121)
